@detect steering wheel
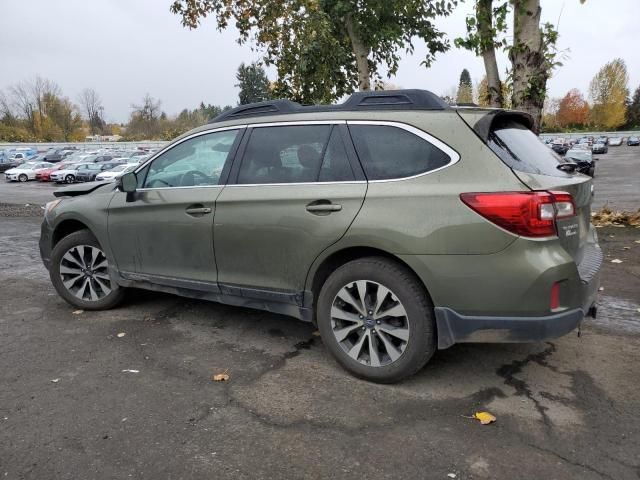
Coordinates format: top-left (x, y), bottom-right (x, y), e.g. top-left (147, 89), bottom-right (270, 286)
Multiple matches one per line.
top-left (180, 170), bottom-right (214, 186)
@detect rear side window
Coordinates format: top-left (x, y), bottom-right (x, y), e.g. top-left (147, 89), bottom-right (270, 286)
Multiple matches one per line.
top-left (237, 125), bottom-right (354, 184)
top-left (348, 124), bottom-right (451, 180)
top-left (488, 120), bottom-right (568, 177)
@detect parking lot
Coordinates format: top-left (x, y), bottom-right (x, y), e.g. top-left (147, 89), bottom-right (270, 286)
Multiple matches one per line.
top-left (1, 146), bottom-right (639, 479)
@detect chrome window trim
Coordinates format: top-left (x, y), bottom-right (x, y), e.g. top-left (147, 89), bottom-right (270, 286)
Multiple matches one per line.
top-left (133, 125), bottom-right (246, 191)
top-left (133, 119), bottom-right (460, 190)
top-left (346, 120), bottom-right (460, 183)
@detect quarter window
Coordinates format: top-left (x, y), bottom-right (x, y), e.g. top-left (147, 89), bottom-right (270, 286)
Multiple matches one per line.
top-left (143, 129), bottom-right (240, 188)
top-left (348, 124), bottom-right (451, 180)
top-left (237, 125), bottom-right (354, 184)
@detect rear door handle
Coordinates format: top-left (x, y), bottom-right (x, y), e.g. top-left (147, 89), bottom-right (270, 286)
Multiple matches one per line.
top-left (185, 206), bottom-right (212, 216)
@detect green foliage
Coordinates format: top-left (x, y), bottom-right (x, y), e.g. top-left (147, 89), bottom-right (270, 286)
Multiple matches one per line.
top-left (0, 123), bottom-right (34, 142)
top-left (236, 62), bottom-right (271, 105)
top-left (170, 0), bottom-right (457, 104)
top-left (456, 68), bottom-right (473, 103)
top-left (454, 0), bottom-right (509, 54)
top-left (626, 86), bottom-right (640, 128)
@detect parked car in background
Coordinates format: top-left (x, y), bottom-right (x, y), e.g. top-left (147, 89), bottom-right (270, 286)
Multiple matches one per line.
top-left (94, 163), bottom-right (138, 182)
top-left (40, 90), bottom-right (602, 383)
top-left (0, 160), bottom-right (20, 173)
top-left (565, 148), bottom-right (595, 177)
top-left (608, 137), bottom-right (623, 146)
top-left (592, 142), bottom-right (608, 154)
top-left (51, 163), bottom-right (92, 184)
top-left (43, 149), bottom-right (76, 163)
top-left (628, 136), bottom-right (640, 146)
top-left (597, 136), bottom-right (608, 145)
top-left (551, 138), bottom-right (569, 155)
top-left (75, 161), bottom-right (125, 182)
top-left (5, 161), bottom-right (54, 182)
top-left (36, 162), bottom-right (76, 182)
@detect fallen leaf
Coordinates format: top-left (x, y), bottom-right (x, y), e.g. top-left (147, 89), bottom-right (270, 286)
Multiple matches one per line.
top-left (312, 330), bottom-right (321, 337)
top-left (623, 247), bottom-right (630, 250)
top-left (212, 369), bottom-right (230, 382)
top-left (50, 378), bottom-right (60, 383)
top-left (447, 474), bottom-right (457, 479)
top-left (473, 411), bottom-right (496, 425)
top-left (121, 369), bottom-right (139, 373)
top-left (72, 310), bottom-right (84, 315)
top-left (611, 259), bottom-right (623, 264)
top-left (635, 240), bottom-right (640, 244)
top-left (117, 332), bottom-right (126, 338)
top-left (598, 287), bottom-right (604, 292)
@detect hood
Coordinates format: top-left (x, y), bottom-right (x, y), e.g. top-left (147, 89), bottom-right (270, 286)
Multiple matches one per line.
top-left (53, 181), bottom-right (114, 198)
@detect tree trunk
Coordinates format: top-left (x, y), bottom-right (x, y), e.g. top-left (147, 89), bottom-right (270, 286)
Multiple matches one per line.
top-left (477, 0), bottom-right (503, 107)
top-left (510, 0), bottom-right (548, 133)
top-left (345, 15), bottom-right (370, 91)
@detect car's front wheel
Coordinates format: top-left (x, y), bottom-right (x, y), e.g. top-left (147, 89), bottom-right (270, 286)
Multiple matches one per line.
top-left (317, 257), bottom-right (436, 383)
top-left (65, 174), bottom-right (75, 184)
top-left (49, 230), bottom-right (125, 310)
top-left (18, 174), bottom-right (28, 182)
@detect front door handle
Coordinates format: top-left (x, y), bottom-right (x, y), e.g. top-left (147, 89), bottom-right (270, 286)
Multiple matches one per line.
top-left (306, 201), bottom-right (342, 214)
top-left (185, 206), bottom-right (212, 216)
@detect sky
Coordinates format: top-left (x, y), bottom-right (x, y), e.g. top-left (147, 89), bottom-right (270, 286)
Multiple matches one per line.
top-left (1, 0), bottom-right (638, 123)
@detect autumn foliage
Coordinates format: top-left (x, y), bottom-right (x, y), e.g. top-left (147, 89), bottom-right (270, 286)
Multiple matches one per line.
top-left (556, 89), bottom-right (590, 128)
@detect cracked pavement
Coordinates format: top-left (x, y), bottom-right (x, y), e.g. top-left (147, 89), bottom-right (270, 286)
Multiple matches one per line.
top-left (1, 194), bottom-right (640, 478)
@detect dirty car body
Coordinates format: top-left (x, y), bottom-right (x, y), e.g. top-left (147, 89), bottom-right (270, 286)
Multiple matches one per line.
top-left (39, 90), bottom-right (602, 383)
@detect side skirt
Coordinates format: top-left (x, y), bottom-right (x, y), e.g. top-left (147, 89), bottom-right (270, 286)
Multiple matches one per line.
top-left (116, 270), bottom-right (313, 322)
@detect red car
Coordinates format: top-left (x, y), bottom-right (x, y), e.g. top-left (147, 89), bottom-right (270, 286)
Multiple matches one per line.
top-left (36, 163), bottom-right (72, 182)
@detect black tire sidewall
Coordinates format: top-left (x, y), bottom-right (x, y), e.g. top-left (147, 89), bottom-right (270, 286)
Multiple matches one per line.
top-left (50, 230), bottom-right (124, 310)
top-left (65, 175), bottom-right (74, 183)
top-left (19, 174), bottom-right (27, 182)
top-left (317, 257), bottom-right (436, 383)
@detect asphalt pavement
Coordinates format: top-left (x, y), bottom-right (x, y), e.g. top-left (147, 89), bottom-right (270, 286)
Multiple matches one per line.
top-left (0, 145), bottom-right (639, 479)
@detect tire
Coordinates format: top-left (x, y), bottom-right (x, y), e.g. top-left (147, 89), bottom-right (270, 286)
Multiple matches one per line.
top-left (18, 174), bottom-right (28, 182)
top-left (316, 257), bottom-right (436, 383)
top-left (49, 229), bottom-right (125, 310)
top-left (65, 174), bottom-right (75, 184)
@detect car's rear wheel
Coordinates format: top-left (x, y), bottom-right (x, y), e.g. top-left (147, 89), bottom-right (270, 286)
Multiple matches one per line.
top-left (50, 230), bottom-right (125, 310)
top-left (65, 174), bottom-right (75, 184)
top-left (317, 257), bottom-right (436, 383)
top-left (18, 174), bottom-right (28, 182)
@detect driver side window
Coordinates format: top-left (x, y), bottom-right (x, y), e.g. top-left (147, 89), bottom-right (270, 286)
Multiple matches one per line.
top-left (143, 129), bottom-right (240, 189)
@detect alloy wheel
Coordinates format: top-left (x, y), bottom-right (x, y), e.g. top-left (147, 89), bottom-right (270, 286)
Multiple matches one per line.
top-left (59, 245), bottom-right (112, 301)
top-left (330, 280), bottom-right (410, 367)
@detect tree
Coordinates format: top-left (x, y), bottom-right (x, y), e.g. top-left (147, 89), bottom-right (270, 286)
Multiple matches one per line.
top-left (170, 0), bottom-right (457, 103)
top-left (626, 85), bottom-right (640, 129)
top-left (78, 88), bottom-right (105, 134)
top-left (589, 58), bottom-right (629, 130)
top-left (556, 89), bottom-right (590, 128)
top-left (236, 62), bottom-right (271, 105)
top-left (456, 0), bottom-right (585, 132)
top-left (456, 68), bottom-right (473, 104)
top-left (128, 94), bottom-right (163, 139)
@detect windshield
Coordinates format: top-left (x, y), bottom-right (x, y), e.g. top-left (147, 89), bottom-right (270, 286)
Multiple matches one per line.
top-left (566, 150), bottom-right (591, 161)
top-left (488, 120), bottom-right (569, 177)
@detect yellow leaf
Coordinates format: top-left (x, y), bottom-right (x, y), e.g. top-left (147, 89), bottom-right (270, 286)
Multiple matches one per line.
top-left (212, 370), bottom-right (230, 382)
top-left (473, 411), bottom-right (496, 425)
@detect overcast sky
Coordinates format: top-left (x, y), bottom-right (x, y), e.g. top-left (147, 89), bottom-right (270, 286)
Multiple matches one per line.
top-left (1, 0), bottom-right (638, 123)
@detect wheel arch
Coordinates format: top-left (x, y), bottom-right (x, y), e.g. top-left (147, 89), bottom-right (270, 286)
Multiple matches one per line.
top-left (52, 219), bottom-right (92, 249)
top-left (307, 246), bottom-right (434, 319)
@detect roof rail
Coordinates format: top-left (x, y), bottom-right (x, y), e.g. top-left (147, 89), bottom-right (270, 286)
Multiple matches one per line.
top-left (209, 89), bottom-right (449, 123)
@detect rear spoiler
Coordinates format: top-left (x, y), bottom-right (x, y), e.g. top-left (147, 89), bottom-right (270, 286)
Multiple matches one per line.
top-left (457, 109), bottom-right (534, 142)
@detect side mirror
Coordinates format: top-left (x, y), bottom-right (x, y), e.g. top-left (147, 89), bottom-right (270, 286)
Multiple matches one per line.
top-left (119, 171), bottom-right (137, 193)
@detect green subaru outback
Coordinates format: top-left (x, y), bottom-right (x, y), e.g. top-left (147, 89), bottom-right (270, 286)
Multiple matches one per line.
top-left (40, 90), bottom-right (602, 383)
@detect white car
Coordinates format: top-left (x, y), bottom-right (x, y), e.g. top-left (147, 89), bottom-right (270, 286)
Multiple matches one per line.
top-left (5, 161), bottom-right (53, 182)
top-left (608, 137), bottom-right (623, 146)
top-left (94, 164), bottom-right (138, 182)
top-left (50, 162), bottom-right (93, 184)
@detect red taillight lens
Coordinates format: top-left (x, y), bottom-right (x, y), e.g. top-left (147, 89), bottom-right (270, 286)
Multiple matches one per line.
top-left (550, 282), bottom-right (561, 310)
top-left (460, 191), bottom-right (576, 238)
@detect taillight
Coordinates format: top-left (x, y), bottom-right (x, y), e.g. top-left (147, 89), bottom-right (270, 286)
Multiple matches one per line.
top-left (460, 191), bottom-right (576, 238)
top-left (550, 282), bottom-right (561, 310)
